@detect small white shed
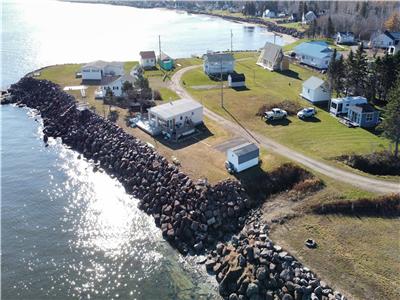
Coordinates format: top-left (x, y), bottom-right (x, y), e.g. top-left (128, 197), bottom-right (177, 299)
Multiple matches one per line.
top-left (227, 142), bottom-right (259, 173)
top-left (300, 76), bottom-right (331, 103)
top-left (228, 73), bottom-right (245, 88)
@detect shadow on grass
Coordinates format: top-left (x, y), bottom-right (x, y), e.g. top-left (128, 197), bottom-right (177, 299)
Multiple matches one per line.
top-left (300, 116), bottom-right (321, 123)
top-left (276, 69), bottom-right (300, 80)
top-left (153, 123), bottom-right (214, 150)
top-left (265, 118), bottom-right (292, 126)
top-left (231, 86), bottom-right (250, 92)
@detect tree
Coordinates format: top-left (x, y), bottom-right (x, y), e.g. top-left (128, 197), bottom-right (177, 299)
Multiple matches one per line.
top-left (105, 87), bottom-right (113, 100)
top-left (328, 50), bottom-right (345, 97)
top-left (351, 44), bottom-right (369, 96)
top-left (384, 12), bottom-right (400, 31)
top-left (344, 50), bottom-right (355, 95)
top-left (360, 1), bottom-right (368, 19)
top-left (380, 78), bottom-right (400, 157)
top-left (327, 15), bottom-right (335, 37)
top-left (122, 80), bottom-right (133, 95)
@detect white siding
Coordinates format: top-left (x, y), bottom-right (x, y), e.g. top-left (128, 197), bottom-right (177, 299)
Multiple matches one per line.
top-left (140, 58), bottom-right (156, 68)
top-left (204, 61), bottom-right (235, 75)
top-left (298, 55), bottom-right (330, 69)
top-left (372, 34), bottom-right (394, 48)
top-left (104, 65), bottom-right (124, 76)
top-left (226, 151), bottom-right (258, 173)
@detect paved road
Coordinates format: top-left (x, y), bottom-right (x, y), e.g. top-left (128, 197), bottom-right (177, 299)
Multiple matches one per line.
top-left (169, 65), bottom-right (400, 194)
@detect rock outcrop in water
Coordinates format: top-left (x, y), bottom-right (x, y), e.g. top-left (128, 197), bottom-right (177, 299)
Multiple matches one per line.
top-left (6, 77), bottom-right (345, 300)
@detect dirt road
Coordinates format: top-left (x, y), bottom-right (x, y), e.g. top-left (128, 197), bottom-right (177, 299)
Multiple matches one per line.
top-left (169, 65), bottom-right (399, 194)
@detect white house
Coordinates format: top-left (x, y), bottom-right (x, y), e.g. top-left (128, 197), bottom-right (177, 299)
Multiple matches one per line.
top-left (293, 41), bottom-right (340, 69)
top-left (371, 31), bottom-right (400, 49)
top-left (203, 52), bottom-right (235, 76)
top-left (302, 11), bottom-right (317, 24)
top-left (139, 51), bottom-right (157, 69)
top-left (228, 73), bottom-right (245, 88)
top-left (300, 76), bottom-right (331, 103)
top-left (148, 99), bottom-right (203, 139)
top-left (101, 74), bottom-right (136, 97)
top-left (257, 42), bottom-right (289, 71)
top-left (336, 32), bottom-right (355, 45)
top-left (81, 61), bottom-right (124, 81)
top-left (263, 9), bottom-right (276, 18)
top-left (330, 96), bottom-right (368, 116)
top-left (226, 142), bottom-right (259, 173)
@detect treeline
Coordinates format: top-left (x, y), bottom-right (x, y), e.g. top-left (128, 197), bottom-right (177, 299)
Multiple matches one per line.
top-left (327, 46), bottom-right (400, 103)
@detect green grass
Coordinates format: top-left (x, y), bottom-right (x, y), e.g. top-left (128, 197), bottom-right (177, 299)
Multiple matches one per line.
top-left (37, 64), bottom-right (82, 87)
top-left (124, 61), bottom-right (138, 74)
top-left (181, 57), bottom-right (390, 162)
top-left (158, 87), bottom-right (179, 101)
top-left (279, 21), bottom-right (308, 32)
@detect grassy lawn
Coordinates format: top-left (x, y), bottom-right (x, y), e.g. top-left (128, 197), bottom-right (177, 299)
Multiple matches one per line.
top-left (271, 214), bottom-right (400, 300)
top-left (158, 87), bottom-right (179, 101)
top-left (279, 21), bottom-right (308, 32)
top-left (181, 58), bottom-right (390, 163)
top-left (37, 64), bottom-right (82, 86)
top-left (124, 61), bottom-right (138, 74)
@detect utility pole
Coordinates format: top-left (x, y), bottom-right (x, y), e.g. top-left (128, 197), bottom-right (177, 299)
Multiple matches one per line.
top-left (158, 35), bottom-right (161, 68)
top-left (230, 29), bottom-right (233, 53)
top-left (220, 56), bottom-right (224, 108)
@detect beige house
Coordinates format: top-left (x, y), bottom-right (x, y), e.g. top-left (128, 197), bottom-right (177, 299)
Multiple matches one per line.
top-left (257, 42), bottom-right (289, 71)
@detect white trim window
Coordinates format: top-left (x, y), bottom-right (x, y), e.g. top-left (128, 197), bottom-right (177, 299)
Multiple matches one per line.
top-left (366, 112), bottom-right (374, 122)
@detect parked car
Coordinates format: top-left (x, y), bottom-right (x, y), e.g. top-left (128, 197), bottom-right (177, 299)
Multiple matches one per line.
top-left (264, 108), bottom-right (288, 120)
top-left (297, 107), bottom-right (317, 119)
top-left (224, 161), bottom-right (235, 174)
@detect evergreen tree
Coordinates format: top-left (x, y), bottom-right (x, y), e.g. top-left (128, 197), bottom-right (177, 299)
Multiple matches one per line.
top-left (352, 44), bottom-right (369, 96)
top-left (344, 50), bottom-right (355, 95)
top-left (380, 79), bottom-right (400, 157)
top-left (360, 1), bottom-right (368, 18)
top-left (328, 49), bottom-right (345, 97)
top-left (327, 15), bottom-right (335, 37)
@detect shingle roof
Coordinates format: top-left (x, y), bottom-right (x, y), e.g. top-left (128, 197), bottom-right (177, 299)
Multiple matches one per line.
top-left (100, 75), bottom-right (120, 85)
top-left (149, 98), bottom-right (203, 120)
top-left (160, 51), bottom-right (172, 61)
top-left (304, 11), bottom-right (317, 21)
top-left (230, 142), bottom-right (259, 163)
top-left (259, 42), bottom-right (283, 64)
top-left (83, 60), bottom-right (123, 69)
top-left (385, 31), bottom-right (400, 41)
top-left (229, 73), bottom-right (245, 82)
top-left (294, 41), bottom-right (333, 59)
top-left (303, 76), bottom-right (326, 89)
top-left (204, 53), bottom-right (234, 63)
top-left (350, 103), bottom-right (377, 113)
top-left (140, 51), bottom-right (156, 59)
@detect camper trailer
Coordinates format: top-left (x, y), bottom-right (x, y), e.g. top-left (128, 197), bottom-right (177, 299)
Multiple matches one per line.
top-left (330, 96), bottom-right (368, 116)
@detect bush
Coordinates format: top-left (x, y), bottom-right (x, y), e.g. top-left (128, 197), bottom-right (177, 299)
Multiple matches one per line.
top-left (311, 194), bottom-right (400, 216)
top-left (153, 89), bottom-right (162, 100)
top-left (337, 151), bottom-right (400, 176)
top-left (256, 100), bottom-right (302, 116)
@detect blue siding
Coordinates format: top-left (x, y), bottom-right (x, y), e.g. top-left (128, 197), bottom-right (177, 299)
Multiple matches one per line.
top-left (359, 111), bottom-right (379, 128)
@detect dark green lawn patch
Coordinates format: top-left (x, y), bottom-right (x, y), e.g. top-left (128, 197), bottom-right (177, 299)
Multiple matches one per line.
top-left (337, 151), bottom-right (400, 176)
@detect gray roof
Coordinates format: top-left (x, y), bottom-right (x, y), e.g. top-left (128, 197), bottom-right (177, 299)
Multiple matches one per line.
top-left (350, 103), bottom-right (377, 113)
top-left (230, 142), bottom-right (259, 163)
top-left (149, 98), bottom-right (203, 120)
top-left (160, 51), bottom-right (173, 61)
top-left (83, 60), bottom-right (123, 69)
top-left (385, 31), bottom-right (400, 41)
top-left (102, 74), bottom-right (135, 85)
top-left (259, 42), bottom-right (283, 64)
top-left (204, 53), bottom-right (234, 63)
top-left (140, 51), bottom-right (156, 59)
top-left (303, 76), bottom-right (326, 89)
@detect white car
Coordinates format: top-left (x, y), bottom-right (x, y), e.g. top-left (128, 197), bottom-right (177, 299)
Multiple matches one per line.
top-left (264, 108), bottom-right (288, 120)
top-left (297, 107), bottom-right (317, 119)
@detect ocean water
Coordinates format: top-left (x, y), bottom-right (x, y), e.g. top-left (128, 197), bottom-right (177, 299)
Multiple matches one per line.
top-left (1, 1), bottom-right (285, 299)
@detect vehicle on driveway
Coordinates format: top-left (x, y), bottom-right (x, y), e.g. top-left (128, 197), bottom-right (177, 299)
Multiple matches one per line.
top-left (297, 107), bottom-right (317, 119)
top-left (264, 108), bottom-right (287, 120)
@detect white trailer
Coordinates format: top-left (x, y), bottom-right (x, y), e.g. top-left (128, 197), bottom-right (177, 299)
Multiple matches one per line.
top-left (330, 96), bottom-right (368, 116)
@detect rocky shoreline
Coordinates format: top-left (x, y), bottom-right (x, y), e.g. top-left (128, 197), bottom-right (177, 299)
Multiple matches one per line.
top-left (5, 77), bottom-right (345, 300)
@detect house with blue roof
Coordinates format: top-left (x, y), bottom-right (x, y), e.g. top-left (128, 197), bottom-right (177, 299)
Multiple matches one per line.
top-left (293, 41), bottom-right (340, 69)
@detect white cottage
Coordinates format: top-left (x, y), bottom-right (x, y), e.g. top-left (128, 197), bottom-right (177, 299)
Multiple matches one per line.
top-left (139, 51), bottom-right (157, 69)
top-left (226, 142), bottom-right (259, 173)
top-left (148, 99), bottom-right (203, 139)
top-left (293, 41), bottom-right (340, 69)
top-left (81, 61), bottom-right (124, 81)
top-left (263, 9), bottom-right (276, 18)
top-left (101, 74), bottom-right (136, 97)
top-left (203, 52), bottom-right (235, 76)
top-left (300, 76), bottom-right (331, 103)
top-left (336, 32), bottom-right (355, 45)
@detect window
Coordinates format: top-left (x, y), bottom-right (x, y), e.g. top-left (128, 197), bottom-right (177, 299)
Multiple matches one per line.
top-left (331, 102), bottom-right (337, 109)
top-left (308, 89), bottom-right (310, 93)
top-left (180, 116), bottom-right (183, 120)
top-left (366, 113), bottom-right (374, 122)
top-left (191, 112), bottom-right (194, 115)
